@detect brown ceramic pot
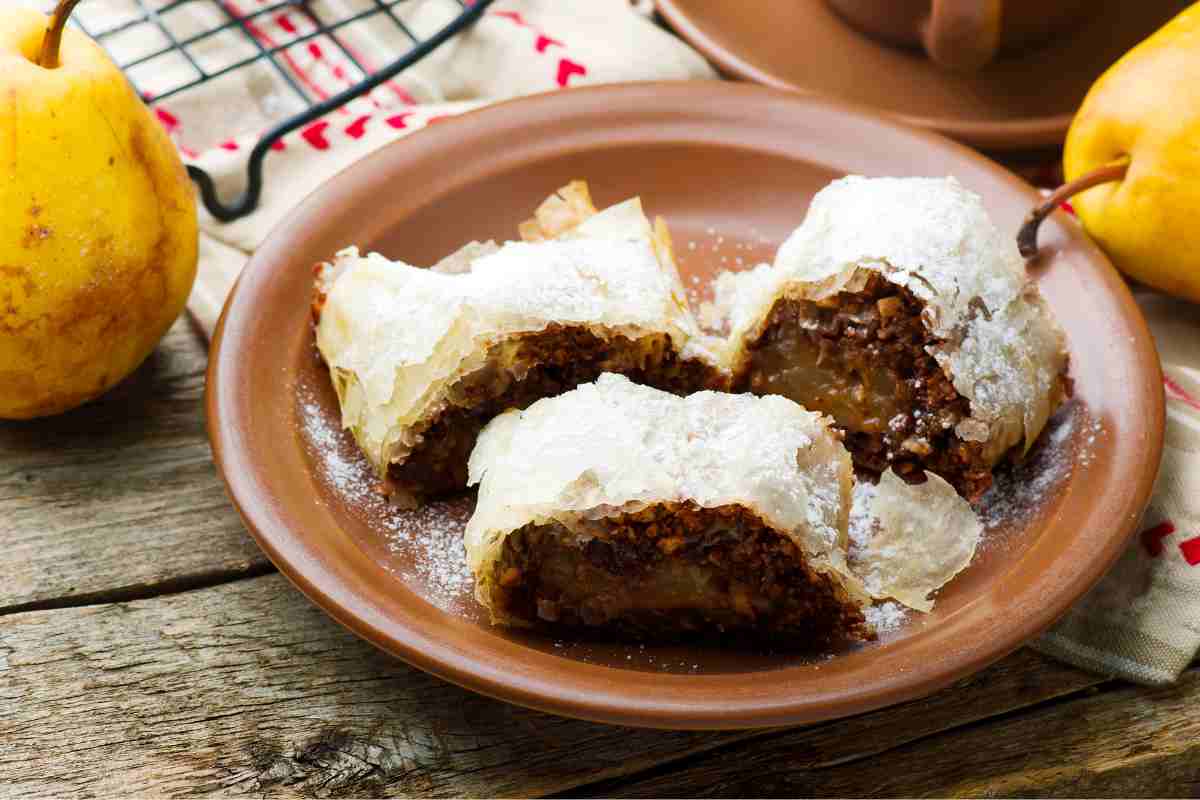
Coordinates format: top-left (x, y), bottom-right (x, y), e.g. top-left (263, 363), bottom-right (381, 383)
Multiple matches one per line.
top-left (656, 0), bottom-right (1189, 149)
top-left (826, 0), bottom-right (1093, 70)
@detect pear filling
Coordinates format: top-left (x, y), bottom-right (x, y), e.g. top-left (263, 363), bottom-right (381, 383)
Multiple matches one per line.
top-left (489, 502), bottom-right (870, 646)
top-left (743, 274), bottom-right (992, 500)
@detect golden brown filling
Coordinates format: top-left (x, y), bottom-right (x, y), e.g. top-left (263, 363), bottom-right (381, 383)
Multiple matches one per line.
top-left (743, 274), bottom-right (992, 500)
top-left (388, 325), bottom-right (724, 498)
top-left (490, 503), bottom-right (870, 646)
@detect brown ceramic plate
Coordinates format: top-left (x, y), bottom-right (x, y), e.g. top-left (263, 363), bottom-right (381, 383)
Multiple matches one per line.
top-left (207, 82), bottom-right (1163, 729)
top-left (655, 0), bottom-right (1190, 151)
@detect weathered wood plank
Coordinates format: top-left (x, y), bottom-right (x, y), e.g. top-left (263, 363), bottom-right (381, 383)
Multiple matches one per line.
top-left (0, 572), bottom-right (1113, 798)
top-left (595, 668), bottom-right (1200, 798)
top-left (0, 320), bottom-right (269, 612)
top-left (0, 573), bottom-right (748, 798)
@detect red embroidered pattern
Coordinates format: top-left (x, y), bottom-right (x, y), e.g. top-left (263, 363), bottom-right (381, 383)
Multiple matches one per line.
top-left (344, 115), bottom-right (371, 139)
top-left (274, 8), bottom-right (412, 106)
top-left (222, 1), bottom-right (335, 106)
top-left (492, 8), bottom-right (587, 88)
top-left (1141, 521), bottom-right (1176, 557)
top-left (490, 10), bottom-right (527, 25)
top-left (1181, 537), bottom-right (1200, 566)
top-left (1164, 376), bottom-right (1200, 412)
top-left (1141, 522), bottom-right (1200, 567)
top-left (301, 121), bottom-right (331, 150)
top-left (556, 58), bottom-right (587, 87)
top-left (153, 107), bottom-right (197, 157)
top-left (535, 34), bottom-right (563, 53)
top-left (167, 5), bottom-right (587, 156)
top-left (385, 112), bottom-right (414, 129)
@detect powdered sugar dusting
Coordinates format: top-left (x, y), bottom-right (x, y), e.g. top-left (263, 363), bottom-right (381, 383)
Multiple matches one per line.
top-left (298, 385), bottom-right (475, 612)
top-left (299, 395), bottom-right (378, 506)
top-left (975, 401), bottom-right (1081, 532)
top-left (677, 229), bottom-right (770, 330)
top-left (851, 481), bottom-right (909, 632)
top-left (849, 479), bottom-right (879, 553)
top-left (386, 499), bottom-right (475, 611)
top-left (865, 601), bottom-right (908, 632)
top-left (1079, 413), bottom-right (1104, 467)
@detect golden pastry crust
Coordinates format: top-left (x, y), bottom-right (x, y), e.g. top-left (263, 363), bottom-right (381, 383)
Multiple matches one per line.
top-left (517, 180), bottom-right (598, 241)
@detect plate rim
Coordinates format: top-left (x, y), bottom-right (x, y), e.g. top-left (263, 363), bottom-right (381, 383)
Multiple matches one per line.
top-left (207, 81), bottom-right (1165, 729)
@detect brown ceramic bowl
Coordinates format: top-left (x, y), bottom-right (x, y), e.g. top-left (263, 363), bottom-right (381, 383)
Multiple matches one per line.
top-left (207, 82), bottom-right (1164, 729)
top-left (655, 0), bottom-right (1190, 150)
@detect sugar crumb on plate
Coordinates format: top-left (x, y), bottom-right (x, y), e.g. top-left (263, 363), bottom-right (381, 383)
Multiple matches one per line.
top-left (865, 601), bottom-right (908, 632)
top-left (298, 386), bottom-right (475, 612)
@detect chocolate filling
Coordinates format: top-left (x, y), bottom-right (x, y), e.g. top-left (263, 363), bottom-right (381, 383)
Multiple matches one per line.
top-left (388, 325), bottom-right (722, 497)
top-left (742, 274), bottom-right (993, 500)
top-left (490, 502), bottom-right (869, 646)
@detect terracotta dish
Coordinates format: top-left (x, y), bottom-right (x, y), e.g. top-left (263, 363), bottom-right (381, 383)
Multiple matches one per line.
top-left (207, 83), bottom-right (1163, 729)
top-left (655, 0), bottom-right (1191, 151)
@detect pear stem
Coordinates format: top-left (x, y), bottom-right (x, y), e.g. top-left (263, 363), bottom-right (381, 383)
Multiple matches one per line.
top-left (1017, 160), bottom-right (1130, 258)
top-left (38, 0), bottom-right (86, 69)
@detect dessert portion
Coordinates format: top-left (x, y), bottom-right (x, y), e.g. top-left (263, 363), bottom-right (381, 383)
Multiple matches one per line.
top-left (313, 183), bottom-right (724, 500)
top-left (717, 176), bottom-right (1070, 500)
top-left (464, 373), bottom-right (872, 645)
top-left (464, 373), bottom-right (985, 642)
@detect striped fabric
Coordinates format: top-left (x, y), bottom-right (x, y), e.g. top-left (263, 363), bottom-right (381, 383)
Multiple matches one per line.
top-left (1034, 291), bottom-right (1200, 684)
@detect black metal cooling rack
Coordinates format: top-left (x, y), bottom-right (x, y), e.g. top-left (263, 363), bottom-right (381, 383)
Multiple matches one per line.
top-left (77, 0), bottom-right (494, 221)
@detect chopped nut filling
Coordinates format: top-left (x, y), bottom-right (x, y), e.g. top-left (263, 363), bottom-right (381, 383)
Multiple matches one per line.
top-left (490, 502), bottom-right (870, 646)
top-left (743, 274), bottom-right (992, 499)
top-left (389, 325), bottom-right (722, 498)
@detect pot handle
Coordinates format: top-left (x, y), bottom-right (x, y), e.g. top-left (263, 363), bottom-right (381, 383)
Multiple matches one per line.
top-left (922, 0), bottom-right (1003, 71)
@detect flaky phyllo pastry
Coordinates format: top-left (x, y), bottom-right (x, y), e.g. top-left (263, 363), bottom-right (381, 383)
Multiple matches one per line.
top-left (716, 176), bottom-right (1069, 500)
top-left (464, 374), bottom-right (984, 641)
top-left (849, 470), bottom-right (982, 613)
top-left (313, 183), bottom-right (724, 499)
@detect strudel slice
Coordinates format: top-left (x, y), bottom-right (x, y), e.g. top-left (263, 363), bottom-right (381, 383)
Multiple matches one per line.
top-left (718, 176), bottom-right (1069, 499)
top-left (464, 373), bottom-right (873, 645)
top-left (313, 183), bottom-right (724, 499)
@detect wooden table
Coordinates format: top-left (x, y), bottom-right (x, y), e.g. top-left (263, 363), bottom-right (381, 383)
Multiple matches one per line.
top-left (2, 320), bottom-right (1197, 798)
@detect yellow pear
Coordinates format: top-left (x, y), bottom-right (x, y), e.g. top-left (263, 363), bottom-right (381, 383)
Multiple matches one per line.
top-left (0, 1), bottom-right (198, 419)
top-left (1062, 4), bottom-right (1200, 303)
